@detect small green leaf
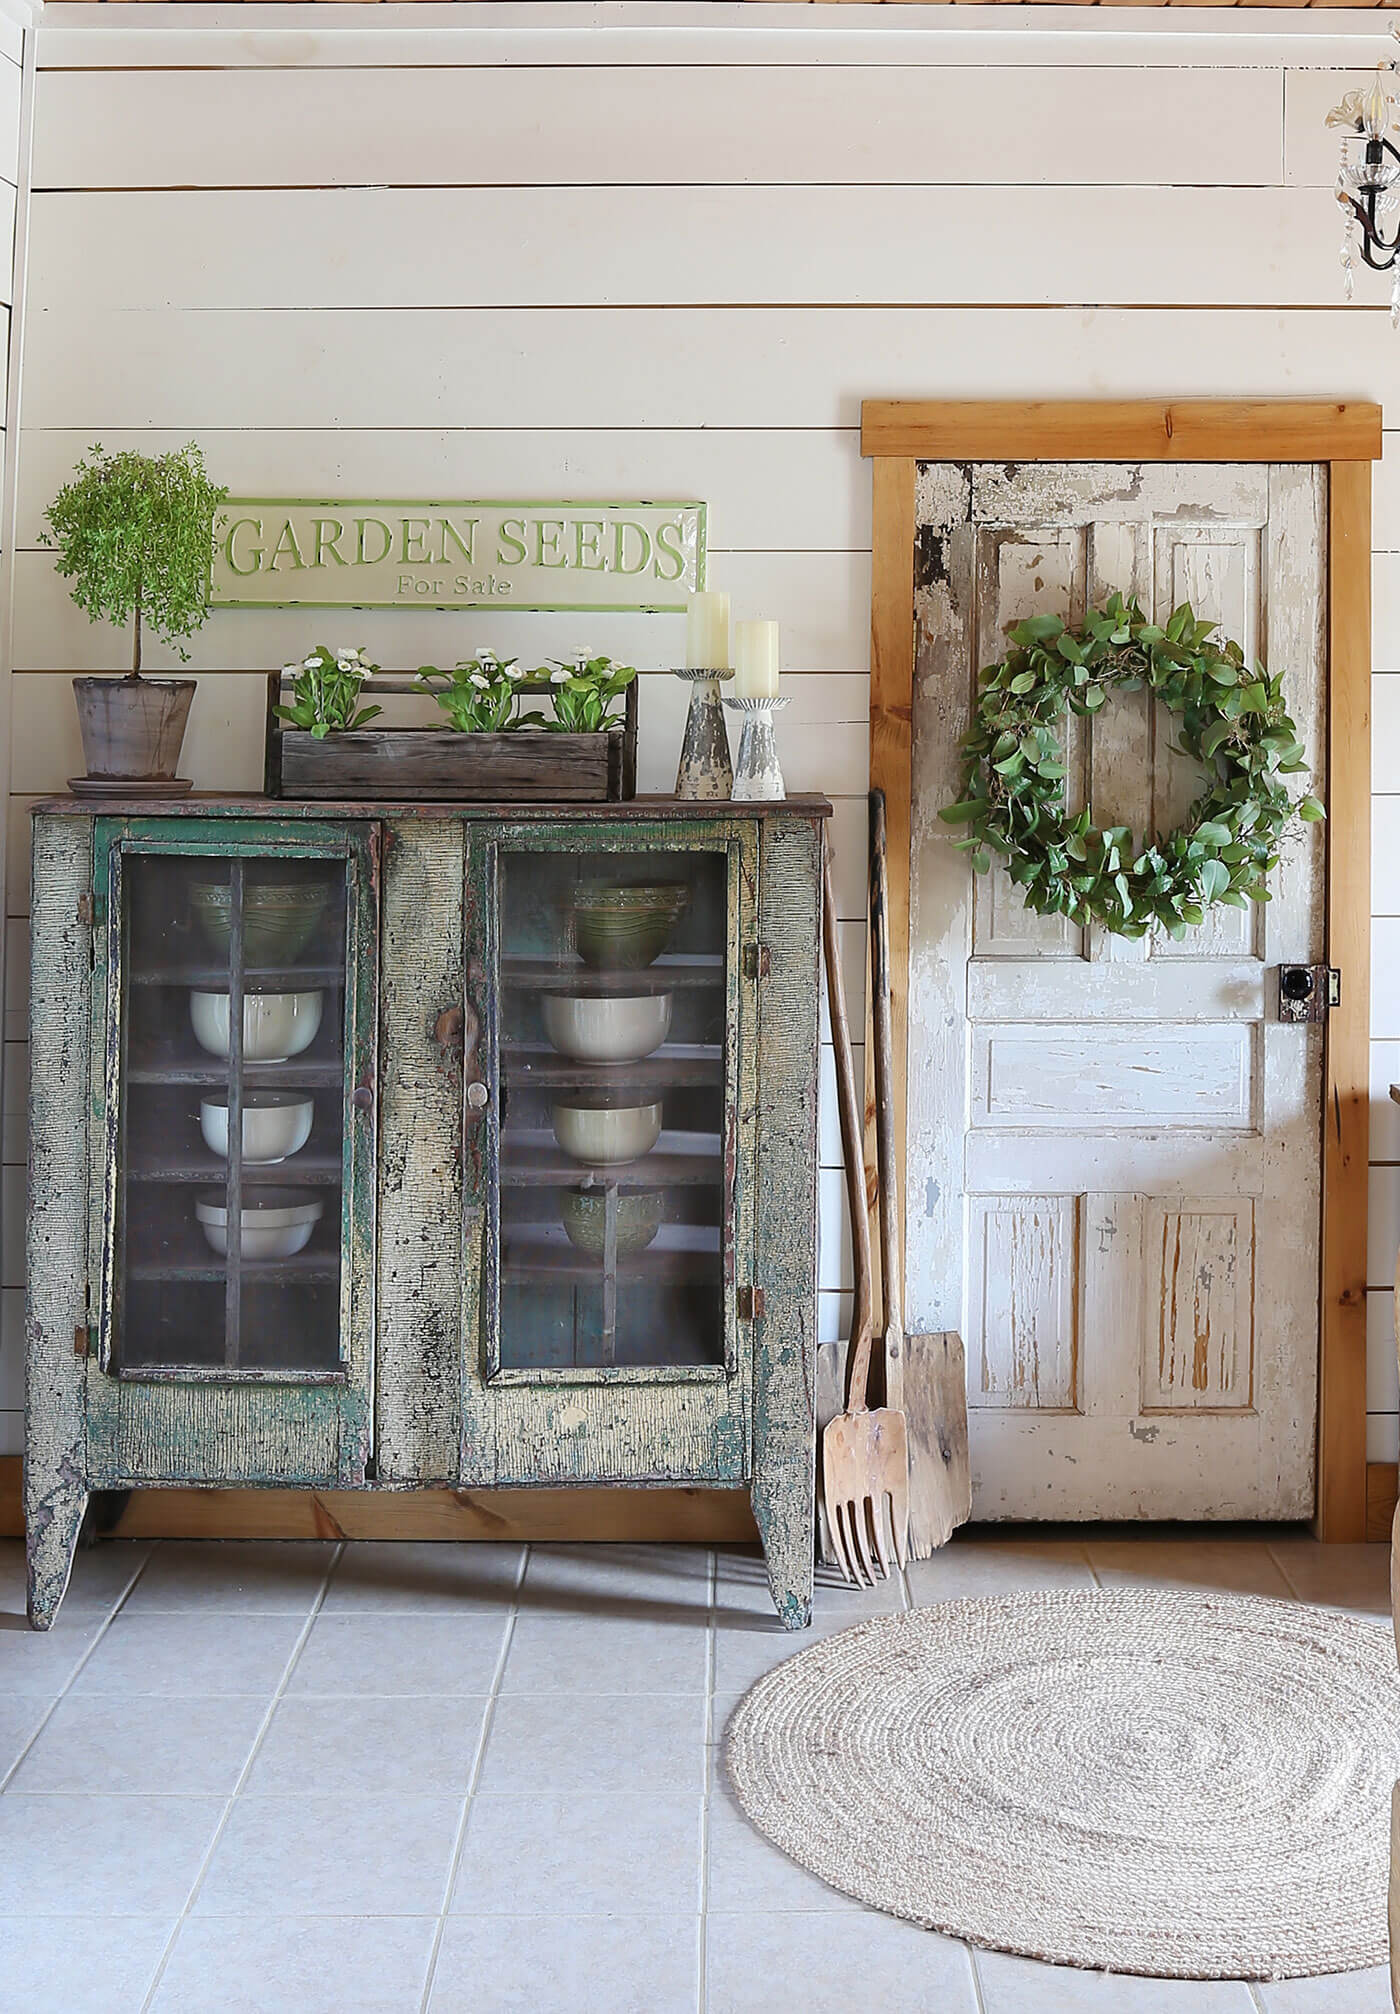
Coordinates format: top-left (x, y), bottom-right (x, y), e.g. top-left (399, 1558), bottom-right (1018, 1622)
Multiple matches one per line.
top-left (1197, 858), bottom-right (1229, 902)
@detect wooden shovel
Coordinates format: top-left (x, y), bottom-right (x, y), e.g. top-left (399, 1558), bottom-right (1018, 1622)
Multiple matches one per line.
top-left (821, 832), bottom-right (910, 1585)
top-left (869, 788), bottom-right (971, 1558)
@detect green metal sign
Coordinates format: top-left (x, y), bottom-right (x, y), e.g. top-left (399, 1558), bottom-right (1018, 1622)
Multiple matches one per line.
top-left (210, 499), bottom-right (706, 613)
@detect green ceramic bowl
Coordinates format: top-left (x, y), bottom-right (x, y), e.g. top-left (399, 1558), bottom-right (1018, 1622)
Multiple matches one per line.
top-left (572, 883), bottom-right (689, 971)
top-left (191, 879), bottom-right (330, 966)
top-left (560, 1186), bottom-right (665, 1259)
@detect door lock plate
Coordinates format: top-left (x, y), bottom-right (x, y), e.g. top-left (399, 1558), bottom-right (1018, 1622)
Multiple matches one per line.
top-left (1278, 963), bottom-right (1340, 1023)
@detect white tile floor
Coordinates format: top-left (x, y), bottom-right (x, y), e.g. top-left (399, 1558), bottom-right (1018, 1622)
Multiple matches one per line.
top-left (0, 1528), bottom-right (1392, 2014)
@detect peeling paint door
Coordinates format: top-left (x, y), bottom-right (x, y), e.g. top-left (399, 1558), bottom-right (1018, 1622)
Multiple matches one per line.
top-left (906, 463), bottom-right (1326, 1518)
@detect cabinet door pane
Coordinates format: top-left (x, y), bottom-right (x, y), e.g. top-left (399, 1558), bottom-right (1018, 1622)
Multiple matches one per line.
top-left (494, 846), bottom-right (731, 1374)
top-left (112, 848), bottom-right (350, 1377)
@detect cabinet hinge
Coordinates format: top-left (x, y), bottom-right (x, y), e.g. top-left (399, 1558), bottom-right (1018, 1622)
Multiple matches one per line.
top-left (76, 893), bottom-right (94, 927)
top-left (73, 1325), bottom-right (89, 1359)
top-left (737, 1285), bottom-right (766, 1321)
top-left (1278, 964), bottom-right (1341, 1023)
top-left (743, 943), bottom-right (771, 980)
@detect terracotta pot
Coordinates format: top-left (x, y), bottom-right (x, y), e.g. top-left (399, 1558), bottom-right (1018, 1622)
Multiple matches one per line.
top-left (72, 675), bottom-right (195, 781)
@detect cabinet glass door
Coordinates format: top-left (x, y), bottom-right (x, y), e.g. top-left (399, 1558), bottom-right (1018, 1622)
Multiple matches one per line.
top-left (92, 822), bottom-right (376, 1453)
top-left (478, 832), bottom-right (750, 1391)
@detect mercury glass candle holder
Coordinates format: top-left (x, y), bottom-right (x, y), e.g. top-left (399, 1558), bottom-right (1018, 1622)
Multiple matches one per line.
top-left (723, 693), bottom-right (790, 802)
top-left (672, 666), bottom-right (734, 800)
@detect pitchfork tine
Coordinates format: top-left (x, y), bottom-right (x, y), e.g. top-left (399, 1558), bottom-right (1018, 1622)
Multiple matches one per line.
top-left (854, 1497), bottom-right (882, 1584)
top-left (828, 1497), bottom-right (857, 1585)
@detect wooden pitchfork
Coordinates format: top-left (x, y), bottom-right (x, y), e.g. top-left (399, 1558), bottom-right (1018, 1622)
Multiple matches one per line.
top-left (820, 834), bottom-right (910, 1585)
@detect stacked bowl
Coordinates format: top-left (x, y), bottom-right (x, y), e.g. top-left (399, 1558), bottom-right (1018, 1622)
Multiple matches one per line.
top-left (188, 876), bottom-right (328, 1260)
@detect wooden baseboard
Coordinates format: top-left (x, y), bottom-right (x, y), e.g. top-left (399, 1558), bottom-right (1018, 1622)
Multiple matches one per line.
top-left (0, 1458), bottom-right (758, 1545)
top-left (13, 1454), bottom-right (1388, 1547)
top-left (1367, 1461), bottom-right (1398, 1544)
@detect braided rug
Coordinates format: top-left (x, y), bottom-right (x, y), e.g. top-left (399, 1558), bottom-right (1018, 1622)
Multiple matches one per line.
top-left (724, 1590), bottom-right (1400, 1979)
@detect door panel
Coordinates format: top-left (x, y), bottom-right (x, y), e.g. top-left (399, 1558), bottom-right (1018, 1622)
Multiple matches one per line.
top-left (85, 817), bottom-right (379, 1488)
top-left (459, 817), bottom-right (758, 1488)
top-left (908, 460), bottom-right (1325, 1518)
top-left (967, 1194), bottom-right (1079, 1412)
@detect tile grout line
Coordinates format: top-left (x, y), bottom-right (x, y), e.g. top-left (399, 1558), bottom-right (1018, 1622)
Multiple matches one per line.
top-left (135, 1539), bottom-right (346, 2014)
top-left (1246, 1984), bottom-right (1267, 2012)
top-left (965, 1941), bottom-right (989, 2014)
top-left (416, 1540), bottom-right (531, 2014)
top-left (1265, 1542), bottom-right (1303, 1604)
top-left (696, 1545), bottom-right (718, 2014)
top-left (1082, 1542), bottom-right (1103, 1591)
top-left (0, 1539), bottom-right (157, 1796)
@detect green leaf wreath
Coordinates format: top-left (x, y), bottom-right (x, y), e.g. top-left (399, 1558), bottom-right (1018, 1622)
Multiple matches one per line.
top-left (940, 592), bottom-right (1324, 941)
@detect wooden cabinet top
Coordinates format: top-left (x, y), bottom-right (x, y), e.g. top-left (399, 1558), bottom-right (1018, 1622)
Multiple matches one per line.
top-left (35, 793), bottom-right (832, 822)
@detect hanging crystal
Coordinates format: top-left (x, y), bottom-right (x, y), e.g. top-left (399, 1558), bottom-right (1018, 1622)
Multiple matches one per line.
top-left (1338, 179), bottom-right (1358, 300)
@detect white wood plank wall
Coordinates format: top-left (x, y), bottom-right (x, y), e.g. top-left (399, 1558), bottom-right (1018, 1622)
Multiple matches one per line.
top-left (7, 2), bottom-right (1400, 1471)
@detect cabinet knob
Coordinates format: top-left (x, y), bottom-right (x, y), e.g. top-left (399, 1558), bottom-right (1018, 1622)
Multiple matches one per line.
top-left (466, 1080), bottom-right (489, 1111)
top-left (352, 1084), bottom-right (374, 1112)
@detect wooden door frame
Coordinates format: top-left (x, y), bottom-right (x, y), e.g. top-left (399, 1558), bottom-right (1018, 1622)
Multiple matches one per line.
top-left (862, 398), bottom-right (1382, 1542)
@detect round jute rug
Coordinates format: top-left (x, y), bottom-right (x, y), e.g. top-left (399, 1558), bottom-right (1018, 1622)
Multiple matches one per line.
top-left (724, 1590), bottom-right (1400, 1979)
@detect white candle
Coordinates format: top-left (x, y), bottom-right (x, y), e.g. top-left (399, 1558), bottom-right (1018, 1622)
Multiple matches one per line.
top-left (734, 619), bottom-right (780, 700)
top-left (686, 590), bottom-right (730, 670)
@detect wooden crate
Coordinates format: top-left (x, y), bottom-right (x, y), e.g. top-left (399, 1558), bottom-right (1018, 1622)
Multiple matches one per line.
top-left (265, 672), bottom-right (637, 803)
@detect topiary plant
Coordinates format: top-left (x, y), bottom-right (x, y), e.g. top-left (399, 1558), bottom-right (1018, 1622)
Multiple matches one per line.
top-left (41, 442), bottom-right (228, 675)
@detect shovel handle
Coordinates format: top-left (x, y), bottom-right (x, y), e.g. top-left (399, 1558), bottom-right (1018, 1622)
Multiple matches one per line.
top-left (823, 830), bottom-right (874, 1413)
top-left (869, 789), bottom-right (904, 1352)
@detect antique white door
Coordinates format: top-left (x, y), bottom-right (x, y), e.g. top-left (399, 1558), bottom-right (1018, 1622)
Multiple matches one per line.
top-left (907, 462), bottom-right (1326, 1518)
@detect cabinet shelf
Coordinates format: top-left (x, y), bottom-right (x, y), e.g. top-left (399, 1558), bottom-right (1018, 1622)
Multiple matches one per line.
top-left (503, 955), bottom-right (723, 997)
top-left (127, 1153), bottom-right (343, 1187)
top-left (127, 1058), bottom-right (345, 1088)
top-left (502, 1226), bottom-right (719, 1286)
top-left (130, 964), bottom-right (346, 990)
top-left (127, 1251), bottom-right (340, 1283)
top-left (500, 1127), bottom-right (722, 1189)
top-left (501, 1042), bottom-right (722, 1090)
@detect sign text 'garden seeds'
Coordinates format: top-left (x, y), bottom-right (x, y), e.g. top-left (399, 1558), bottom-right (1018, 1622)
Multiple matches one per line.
top-left (210, 501), bottom-right (706, 612)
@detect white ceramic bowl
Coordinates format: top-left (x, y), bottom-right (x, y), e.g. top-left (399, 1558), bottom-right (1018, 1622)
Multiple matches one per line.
top-left (199, 1092), bottom-right (314, 1165)
top-left (189, 989), bottom-right (323, 1063)
top-left (541, 991), bottom-right (672, 1064)
top-left (195, 1190), bottom-right (323, 1260)
top-left (551, 1098), bottom-right (662, 1166)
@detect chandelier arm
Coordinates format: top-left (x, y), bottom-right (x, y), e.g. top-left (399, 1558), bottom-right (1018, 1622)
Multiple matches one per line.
top-left (1341, 188), bottom-right (1400, 269)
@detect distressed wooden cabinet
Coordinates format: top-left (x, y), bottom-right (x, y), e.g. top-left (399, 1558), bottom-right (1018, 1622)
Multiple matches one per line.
top-left (25, 797), bottom-right (827, 1630)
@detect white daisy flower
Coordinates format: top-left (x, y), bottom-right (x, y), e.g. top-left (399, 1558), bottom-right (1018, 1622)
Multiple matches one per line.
top-left (469, 672), bottom-right (491, 690)
top-left (303, 655), bottom-right (322, 671)
top-left (505, 664), bottom-right (524, 681)
top-left (282, 663), bottom-right (301, 677)
top-left (477, 648), bottom-right (498, 666)
top-left (550, 667), bottom-right (573, 685)
top-left (574, 650), bottom-right (590, 669)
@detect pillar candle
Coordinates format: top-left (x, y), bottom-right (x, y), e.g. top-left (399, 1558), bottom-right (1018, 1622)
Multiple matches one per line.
top-left (734, 620), bottom-right (780, 699)
top-left (686, 590), bottom-right (730, 670)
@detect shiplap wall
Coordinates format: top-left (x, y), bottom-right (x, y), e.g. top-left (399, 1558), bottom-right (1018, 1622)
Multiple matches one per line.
top-left (7, 2), bottom-right (1400, 1478)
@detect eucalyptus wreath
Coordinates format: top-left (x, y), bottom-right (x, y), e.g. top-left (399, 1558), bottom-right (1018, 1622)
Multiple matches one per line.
top-left (940, 592), bottom-right (1324, 940)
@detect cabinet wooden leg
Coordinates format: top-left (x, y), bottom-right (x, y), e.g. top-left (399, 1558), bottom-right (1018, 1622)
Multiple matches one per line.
top-left (25, 1465), bottom-right (89, 1631)
top-left (751, 1475), bottom-right (814, 1631)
